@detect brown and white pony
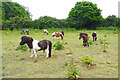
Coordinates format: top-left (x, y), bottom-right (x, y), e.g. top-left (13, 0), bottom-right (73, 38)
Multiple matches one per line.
top-left (92, 32), bottom-right (97, 42)
top-left (52, 32), bottom-right (64, 40)
top-left (79, 33), bottom-right (89, 47)
top-left (20, 36), bottom-right (52, 58)
top-left (44, 29), bottom-right (49, 35)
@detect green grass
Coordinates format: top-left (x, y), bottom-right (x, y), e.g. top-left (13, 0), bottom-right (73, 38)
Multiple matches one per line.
top-left (2, 29), bottom-right (118, 78)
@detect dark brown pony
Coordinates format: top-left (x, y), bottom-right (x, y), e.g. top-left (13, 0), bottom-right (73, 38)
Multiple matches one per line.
top-left (79, 33), bottom-right (89, 47)
top-left (20, 36), bottom-right (52, 58)
top-left (61, 30), bottom-right (64, 36)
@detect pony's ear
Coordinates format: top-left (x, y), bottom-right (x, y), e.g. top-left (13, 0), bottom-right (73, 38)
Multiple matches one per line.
top-left (30, 38), bottom-right (33, 42)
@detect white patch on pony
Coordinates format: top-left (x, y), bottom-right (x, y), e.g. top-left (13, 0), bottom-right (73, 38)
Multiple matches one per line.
top-left (93, 32), bottom-right (96, 33)
top-left (44, 29), bottom-right (48, 33)
top-left (46, 44), bottom-right (49, 58)
top-left (52, 32), bottom-right (55, 36)
top-left (32, 39), bottom-right (41, 58)
top-left (32, 39), bottom-right (41, 50)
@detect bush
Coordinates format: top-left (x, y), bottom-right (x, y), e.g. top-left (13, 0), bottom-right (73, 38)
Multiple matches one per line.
top-left (68, 58), bottom-right (81, 79)
top-left (16, 45), bottom-right (28, 51)
top-left (88, 40), bottom-right (93, 45)
top-left (96, 27), bottom-right (118, 31)
top-left (80, 56), bottom-right (97, 68)
top-left (53, 41), bottom-right (66, 50)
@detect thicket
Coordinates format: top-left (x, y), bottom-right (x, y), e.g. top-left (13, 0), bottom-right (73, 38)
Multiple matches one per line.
top-left (2, 2), bottom-right (119, 30)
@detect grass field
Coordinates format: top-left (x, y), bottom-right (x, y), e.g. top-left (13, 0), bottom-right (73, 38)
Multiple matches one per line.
top-left (1, 28), bottom-right (118, 78)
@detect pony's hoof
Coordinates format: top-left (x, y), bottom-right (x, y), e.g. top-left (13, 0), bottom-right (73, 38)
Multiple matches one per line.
top-left (46, 57), bottom-right (49, 59)
top-left (35, 56), bottom-right (37, 58)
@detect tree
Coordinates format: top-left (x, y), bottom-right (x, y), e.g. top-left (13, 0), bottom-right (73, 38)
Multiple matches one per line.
top-left (68, 1), bottom-right (103, 29)
top-left (2, 2), bottom-right (32, 30)
top-left (106, 15), bottom-right (117, 27)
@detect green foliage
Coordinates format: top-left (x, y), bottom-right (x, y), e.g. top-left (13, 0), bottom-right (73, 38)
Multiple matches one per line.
top-left (2, 2), bottom-right (31, 21)
top-left (80, 56), bottom-right (97, 68)
top-left (16, 45), bottom-right (28, 51)
top-left (2, 2), bottom-right (32, 30)
top-left (68, 1), bottom-right (103, 29)
top-left (2, 66), bottom-right (5, 70)
top-left (99, 39), bottom-right (110, 45)
top-left (64, 62), bottom-right (68, 66)
top-left (53, 41), bottom-right (66, 50)
top-left (88, 40), bottom-right (93, 45)
top-left (96, 27), bottom-right (118, 31)
top-left (68, 58), bottom-right (81, 79)
top-left (20, 58), bottom-right (25, 60)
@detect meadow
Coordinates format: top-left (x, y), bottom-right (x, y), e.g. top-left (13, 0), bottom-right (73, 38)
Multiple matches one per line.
top-left (1, 28), bottom-right (118, 78)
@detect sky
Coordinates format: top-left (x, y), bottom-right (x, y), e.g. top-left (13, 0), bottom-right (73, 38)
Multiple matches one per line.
top-left (12, 0), bottom-right (119, 20)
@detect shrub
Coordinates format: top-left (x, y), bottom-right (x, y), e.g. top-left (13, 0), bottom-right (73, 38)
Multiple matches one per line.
top-left (53, 41), bottom-right (66, 50)
top-left (20, 58), bottom-right (25, 60)
top-left (16, 45), bottom-right (28, 51)
top-left (68, 58), bottom-right (81, 79)
top-left (80, 56), bottom-right (96, 68)
top-left (88, 40), bottom-right (93, 45)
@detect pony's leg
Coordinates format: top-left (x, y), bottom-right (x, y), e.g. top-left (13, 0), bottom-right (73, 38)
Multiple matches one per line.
top-left (46, 45), bottom-right (49, 58)
top-left (33, 50), bottom-right (37, 58)
top-left (30, 49), bottom-right (34, 58)
top-left (43, 49), bottom-right (45, 53)
top-left (87, 42), bottom-right (89, 47)
top-left (57, 37), bottom-right (59, 40)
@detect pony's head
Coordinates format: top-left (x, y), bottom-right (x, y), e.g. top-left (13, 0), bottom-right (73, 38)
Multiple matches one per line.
top-left (79, 33), bottom-right (88, 40)
top-left (20, 36), bottom-right (33, 45)
top-left (79, 33), bottom-right (84, 40)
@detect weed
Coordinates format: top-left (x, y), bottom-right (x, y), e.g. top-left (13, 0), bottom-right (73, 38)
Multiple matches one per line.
top-left (104, 35), bottom-right (107, 37)
top-left (68, 58), bottom-right (81, 79)
top-left (2, 66), bottom-right (5, 70)
top-left (64, 62), bottom-right (68, 66)
top-left (16, 45), bottom-right (28, 51)
top-left (80, 56), bottom-right (97, 68)
top-left (88, 40), bottom-right (93, 45)
top-left (34, 60), bottom-right (37, 63)
top-left (20, 58), bottom-right (25, 60)
top-left (100, 42), bottom-right (109, 52)
top-left (16, 55), bottom-right (19, 57)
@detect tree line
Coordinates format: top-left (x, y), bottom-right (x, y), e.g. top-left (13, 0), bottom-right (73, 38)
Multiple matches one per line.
top-left (2, 1), bottom-right (119, 31)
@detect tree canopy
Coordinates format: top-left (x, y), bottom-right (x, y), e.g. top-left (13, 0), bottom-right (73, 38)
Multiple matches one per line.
top-left (68, 1), bottom-right (103, 29)
top-left (2, 2), bottom-right (32, 30)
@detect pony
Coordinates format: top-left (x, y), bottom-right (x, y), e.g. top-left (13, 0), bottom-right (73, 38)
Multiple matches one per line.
top-left (61, 30), bottom-right (64, 36)
top-left (79, 33), bottom-right (89, 47)
top-left (21, 30), bottom-right (29, 35)
top-left (52, 32), bottom-right (64, 40)
top-left (44, 29), bottom-right (49, 35)
top-left (20, 36), bottom-right (52, 58)
top-left (92, 32), bottom-right (97, 42)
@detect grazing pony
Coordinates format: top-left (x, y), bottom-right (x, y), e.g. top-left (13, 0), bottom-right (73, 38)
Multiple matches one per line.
top-left (21, 30), bottom-right (29, 35)
top-left (52, 32), bottom-right (64, 40)
top-left (20, 36), bottom-right (52, 58)
top-left (79, 33), bottom-right (89, 47)
top-left (44, 29), bottom-right (49, 35)
top-left (92, 32), bottom-right (97, 42)
top-left (61, 30), bottom-right (64, 36)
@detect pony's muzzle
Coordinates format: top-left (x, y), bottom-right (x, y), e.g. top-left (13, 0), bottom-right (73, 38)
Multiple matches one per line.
top-left (79, 38), bottom-right (81, 40)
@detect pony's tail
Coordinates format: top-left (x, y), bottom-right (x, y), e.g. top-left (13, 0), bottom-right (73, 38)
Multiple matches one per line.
top-left (48, 41), bottom-right (52, 57)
